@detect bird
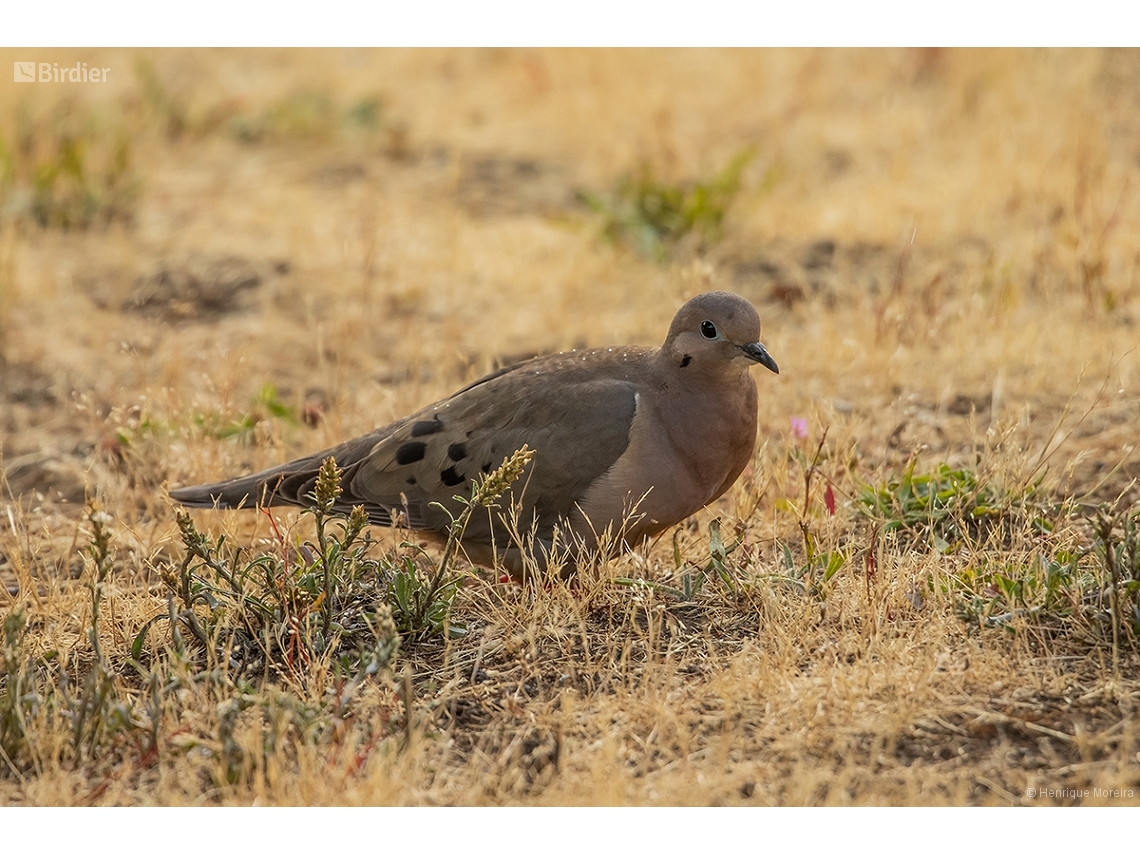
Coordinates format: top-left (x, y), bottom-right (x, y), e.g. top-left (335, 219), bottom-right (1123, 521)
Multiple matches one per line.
top-left (170, 291), bottom-right (779, 577)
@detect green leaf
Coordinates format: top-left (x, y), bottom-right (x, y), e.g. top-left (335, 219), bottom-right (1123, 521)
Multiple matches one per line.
top-left (822, 551), bottom-right (845, 583)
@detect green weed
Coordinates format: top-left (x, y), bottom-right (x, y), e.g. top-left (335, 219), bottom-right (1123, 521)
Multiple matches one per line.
top-left (109, 385), bottom-right (304, 456)
top-left (858, 461), bottom-right (1050, 553)
top-left (952, 550), bottom-right (1089, 633)
top-left (0, 606), bottom-right (33, 769)
top-left (158, 445), bottom-right (535, 674)
top-left (615, 518), bottom-right (748, 601)
top-left (162, 486), bottom-right (399, 680)
top-left (193, 384), bottom-right (300, 441)
top-left (229, 92), bottom-right (385, 144)
top-left (903, 480), bottom-right (1140, 651)
top-left (0, 108), bottom-right (138, 231)
top-left (134, 57), bottom-right (188, 140)
top-left (579, 147), bottom-right (757, 260)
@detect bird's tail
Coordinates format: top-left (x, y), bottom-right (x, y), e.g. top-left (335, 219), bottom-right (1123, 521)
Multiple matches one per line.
top-left (169, 432), bottom-right (383, 512)
top-left (168, 464), bottom-right (306, 510)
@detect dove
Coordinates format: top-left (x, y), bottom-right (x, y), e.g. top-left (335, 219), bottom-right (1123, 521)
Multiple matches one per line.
top-left (170, 291), bottom-right (778, 577)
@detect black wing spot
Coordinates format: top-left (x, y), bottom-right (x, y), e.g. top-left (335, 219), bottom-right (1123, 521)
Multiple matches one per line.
top-left (680, 354), bottom-right (692, 368)
top-left (481, 462), bottom-right (492, 474)
top-left (411, 417), bottom-right (444, 437)
top-left (395, 441), bottom-right (426, 465)
top-left (448, 442), bottom-right (467, 462)
top-left (440, 466), bottom-right (465, 487)
top-left (406, 476), bottom-right (417, 486)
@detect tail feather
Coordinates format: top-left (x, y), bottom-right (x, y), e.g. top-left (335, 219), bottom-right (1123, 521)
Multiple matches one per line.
top-left (169, 434), bottom-right (362, 510)
top-left (169, 463), bottom-right (306, 510)
top-left (169, 432), bottom-right (398, 520)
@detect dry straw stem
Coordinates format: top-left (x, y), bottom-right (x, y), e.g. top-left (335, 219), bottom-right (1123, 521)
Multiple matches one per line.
top-left (2, 49), bottom-right (1140, 805)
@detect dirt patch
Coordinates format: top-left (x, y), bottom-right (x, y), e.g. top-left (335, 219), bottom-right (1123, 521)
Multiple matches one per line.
top-left (457, 156), bottom-right (574, 217)
top-left (122, 255), bottom-right (264, 322)
top-left (2, 452), bottom-right (87, 505)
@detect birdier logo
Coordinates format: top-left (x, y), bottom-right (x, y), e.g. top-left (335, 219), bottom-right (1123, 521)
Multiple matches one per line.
top-left (13, 61), bottom-right (109, 83)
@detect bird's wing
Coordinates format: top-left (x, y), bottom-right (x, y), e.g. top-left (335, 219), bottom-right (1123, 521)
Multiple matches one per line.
top-left (171, 350), bottom-right (645, 540)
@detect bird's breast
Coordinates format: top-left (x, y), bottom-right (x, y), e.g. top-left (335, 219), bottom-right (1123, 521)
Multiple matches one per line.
top-left (575, 374), bottom-right (758, 541)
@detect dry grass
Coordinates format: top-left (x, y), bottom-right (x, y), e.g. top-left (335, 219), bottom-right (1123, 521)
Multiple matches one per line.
top-left (1, 48), bottom-right (1140, 806)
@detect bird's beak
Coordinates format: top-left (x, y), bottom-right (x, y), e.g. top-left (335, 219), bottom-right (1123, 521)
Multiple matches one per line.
top-left (740, 341), bottom-right (779, 374)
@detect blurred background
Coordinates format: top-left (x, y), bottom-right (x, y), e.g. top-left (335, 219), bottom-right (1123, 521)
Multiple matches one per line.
top-left (1, 48), bottom-right (1138, 521)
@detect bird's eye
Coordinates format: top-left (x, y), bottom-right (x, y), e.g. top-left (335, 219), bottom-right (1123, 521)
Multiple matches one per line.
top-left (700, 320), bottom-right (718, 339)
